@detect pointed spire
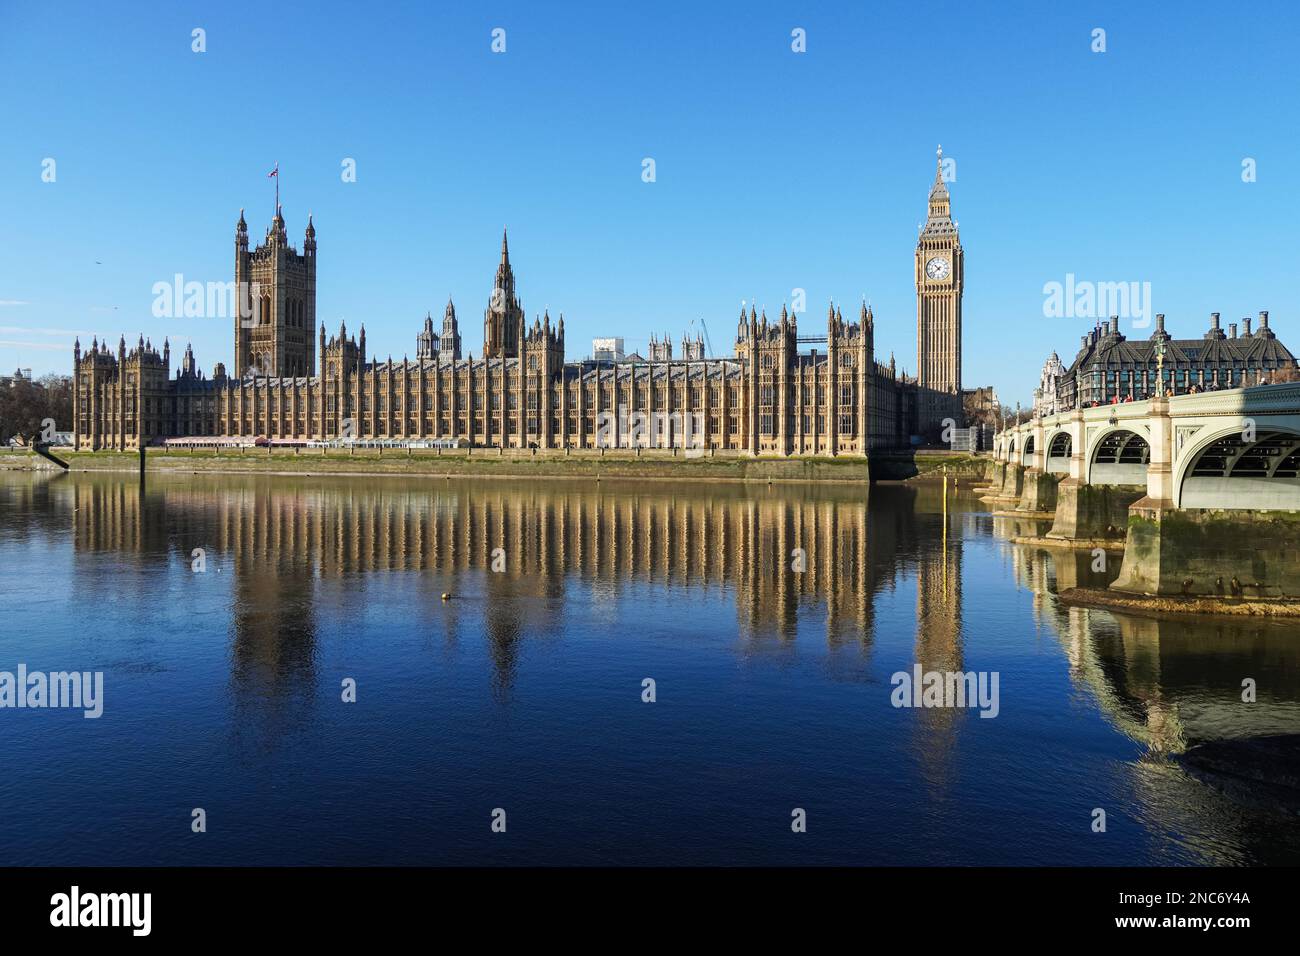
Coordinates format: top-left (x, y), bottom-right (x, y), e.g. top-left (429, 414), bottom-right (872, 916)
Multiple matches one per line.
top-left (501, 226), bottom-right (510, 264)
top-left (306, 213), bottom-right (315, 237)
top-left (924, 145), bottom-right (953, 230)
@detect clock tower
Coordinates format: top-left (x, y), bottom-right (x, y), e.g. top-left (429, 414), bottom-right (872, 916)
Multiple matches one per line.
top-left (916, 145), bottom-right (964, 435)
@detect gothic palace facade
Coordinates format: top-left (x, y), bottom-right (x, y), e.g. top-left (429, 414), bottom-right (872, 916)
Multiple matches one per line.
top-left (74, 157), bottom-right (965, 455)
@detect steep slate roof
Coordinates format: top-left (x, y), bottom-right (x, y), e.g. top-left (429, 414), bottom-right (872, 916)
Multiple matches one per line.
top-left (1065, 316), bottom-right (1295, 380)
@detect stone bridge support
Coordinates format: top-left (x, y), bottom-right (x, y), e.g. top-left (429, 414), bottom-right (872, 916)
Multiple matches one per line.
top-left (1016, 419), bottom-right (1057, 514)
top-left (998, 462), bottom-right (1024, 499)
top-left (985, 458), bottom-right (1007, 493)
top-left (1104, 389), bottom-right (1300, 598)
top-left (1111, 507), bottom-right (1300, 598)
top-left (1046, 409), bottom-right (1142, 543)
top-left (1017, 469), bottom-right (1060, 514)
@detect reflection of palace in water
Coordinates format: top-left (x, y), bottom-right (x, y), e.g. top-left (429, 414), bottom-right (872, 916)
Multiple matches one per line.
top-left (8, 474), bottom-right (974, 707)
top-left (24, 474), bottom-right (976, 690)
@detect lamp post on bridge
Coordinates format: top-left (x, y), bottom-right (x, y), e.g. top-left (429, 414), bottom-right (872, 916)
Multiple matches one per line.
top-left (1155, 337), bottom-right (1167, 398)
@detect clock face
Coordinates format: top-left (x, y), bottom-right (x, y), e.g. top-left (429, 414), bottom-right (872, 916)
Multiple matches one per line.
top-left (925, 256), bottom-right (950, 280)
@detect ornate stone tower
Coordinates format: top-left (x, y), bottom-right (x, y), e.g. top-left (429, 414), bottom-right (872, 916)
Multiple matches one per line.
top-left (648, 334), bottom-right (672, 362)
top-left (483, 228), bottom-right (523, 360)
top-left (915, 146), bottom-right (964, 434)
top-left (441, 298), bottom-right (462, 360)
top-left (522, 309), bottom-right (565, 445)
top-left (416, 313), bottom-right (439, 360)
top-left (234, 207), bottom-right (317, 378)
top-left (681, 332), bottom-right (705, 361)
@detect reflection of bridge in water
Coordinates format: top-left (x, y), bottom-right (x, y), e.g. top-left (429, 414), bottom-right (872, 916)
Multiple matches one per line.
top-left (997, 521), bottom-right (1300, 863)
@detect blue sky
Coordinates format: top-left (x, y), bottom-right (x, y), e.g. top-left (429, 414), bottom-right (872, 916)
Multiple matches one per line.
top-left (1, 1), bottom-right (1297, 402)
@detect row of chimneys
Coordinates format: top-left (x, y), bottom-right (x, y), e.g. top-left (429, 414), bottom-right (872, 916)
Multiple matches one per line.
top-left (1082, 311), bottom-right (1271, 349)
top-left (1207, 310), bottom-right (1270, 339)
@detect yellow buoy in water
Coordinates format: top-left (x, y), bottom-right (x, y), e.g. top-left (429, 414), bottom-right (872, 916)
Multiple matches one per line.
top-left (441, 592), bottom-right (451, 601)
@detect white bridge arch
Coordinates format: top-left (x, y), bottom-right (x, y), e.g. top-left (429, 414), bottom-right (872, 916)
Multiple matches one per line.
top-left (995, 383), bottom-right (1300, 511)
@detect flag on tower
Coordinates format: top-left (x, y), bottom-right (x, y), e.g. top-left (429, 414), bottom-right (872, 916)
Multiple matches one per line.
top-left (267, 162), bottom-right (280, 213)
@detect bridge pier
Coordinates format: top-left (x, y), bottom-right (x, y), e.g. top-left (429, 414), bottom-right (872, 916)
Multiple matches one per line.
top-left (1110, 505), bottom-right (1300, 598)
top-left (1046, 479), bottom-right (1145, 543)
top-left (998, 462), bottom-right (1024, 499)
top-left (982, 458), bottom-right (1007, 493)
top-left (1017, 469), bottom-right (1060, 515)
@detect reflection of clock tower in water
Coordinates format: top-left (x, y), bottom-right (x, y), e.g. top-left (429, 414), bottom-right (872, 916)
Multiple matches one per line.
top-left (916, 145), bottom-right (964, 434)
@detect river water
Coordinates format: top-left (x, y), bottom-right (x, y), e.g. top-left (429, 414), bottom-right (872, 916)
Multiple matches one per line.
top-left (1, 470), bottom-right (1297, 865)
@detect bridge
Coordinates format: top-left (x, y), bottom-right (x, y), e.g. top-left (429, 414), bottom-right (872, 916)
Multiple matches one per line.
top-left (988, 384), bottom-right (1300, 599)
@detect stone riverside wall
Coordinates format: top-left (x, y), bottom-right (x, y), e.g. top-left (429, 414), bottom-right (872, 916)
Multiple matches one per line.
top-left (0, 447), bottom-right (871, 483)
